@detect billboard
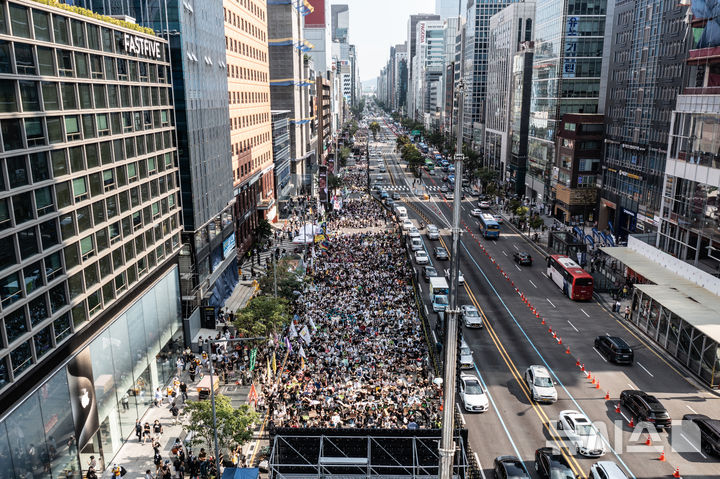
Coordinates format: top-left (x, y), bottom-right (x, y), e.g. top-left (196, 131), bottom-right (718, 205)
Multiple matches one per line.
top-left (67, 349), bottom-right (100, 450)
top-left (222, 233), bottom-right (236, 259)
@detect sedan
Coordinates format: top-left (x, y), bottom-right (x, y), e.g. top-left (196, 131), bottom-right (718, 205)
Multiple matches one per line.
top-left (619, 390), bottom-right (671, 429)
top-left (557, 410), bottom-right (606, 457)
top-left (445, 268), bottom-right (465, 284)
top-left (401, 219), bottom-right (414, 231)
top-left (423, 266), bottom-right (438, 282)
top-left (414, 250), bottom-right (429, 264)
top-left (493, 456), bottom-right (530, 479)
top-left (594, 336), bottom-right (634, 365)
top-left (444, 192), bottom-right (455, 200)
top-left (459, 374), bottom-right (489, 412)
top-left (513, 252), bottom-right (533, 266)
top-left (440, 185), bottom-right (449, 193)
top-left (534, 447), bottom-right (575, 479)
top-left (479, 200), bottom-right (491, 209)
top-left (470, 208), bottom-right (483, 217)
top-left (392, 192), bottom-right (401, 200)
top-left (380, 191), bottom-right (389, 199)
top-left (493, 214), bottom-right (504, 224)
top-left (460, 305), bottom-right (483, 328)
top-left (434, 246), bottom-right (449, 260)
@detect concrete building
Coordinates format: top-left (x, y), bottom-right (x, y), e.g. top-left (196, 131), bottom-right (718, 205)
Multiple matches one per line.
top-left (526, 0), bottom-right (608, 213)
top-left (268, 0), bottom-right (317, 196)
top-left (509, 42), bottom-right (534, 194)
top-left (463, 0), bottom-right (520, 145)
top-left (304, 0), bottom-right (331, 75)
top-left (406, 14), bottom-right (441, 116)
top-left (316, 75), bottom-right (332, 166)
top-left (600, 0), bottom-right (689, 238)
top-left (484, 2), bottom-right (534, 181)
top-left (224, 0), bottom-right (276, 269)
top-left (415, 20), bottom-right (445, 125)
top-left (331, 4), bottom-right (349, 43)
top-left (0, 0), bottom-right (183, 472)
top-left (394, 44), bottom-right (408, 113)
top-left (436, 0), bottom-right (462, 19)
top-left (271, 111), bottom-right (293, 204)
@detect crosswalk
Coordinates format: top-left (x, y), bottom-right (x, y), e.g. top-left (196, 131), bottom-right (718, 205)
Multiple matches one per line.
top-left (378, 184), bottom-right (475, 193)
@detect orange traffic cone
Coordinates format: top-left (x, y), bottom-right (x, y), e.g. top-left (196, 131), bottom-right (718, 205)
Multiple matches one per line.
top-left (541, 318), bottom-right (546, 325)
top-left (673, 466), bottom-right (680, 478)
top-left (581, 364), bottom-right (586, 372)
top-left (629, 417), bottom-right (635, 428)
top-left (645, 435), bottom-right (652, 446)
top-left (591, 376), bottom-right (596, 385)
top-left (595, 382), bottom-right (600, 389)
top-left (558, 337), bottom-right (563, 345)
top-left (576, 359), bottom-right (580, 367)
top-left (604, 391), bottom-right (610, 400)
top-left (658, 450), bottom-right (665, 461)
top-left (565, 346), bottom-right (571, 354)
top-left (615, 403), bottom-right (621, 413)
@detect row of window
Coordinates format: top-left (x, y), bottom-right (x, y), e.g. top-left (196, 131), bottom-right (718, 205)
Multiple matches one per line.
top-left (227, 62), bottom-right (268, 83)
top-left (231, 111), bottom-right (269, 131)
top-left (0, 2), bottom-right (167, 62)
top-left (229, 89), bottom-right (268, 105)
top-left (225, 35), bottom-right (267, 63)
top-left (224, 6), bottom-right (266, 43)
top-left (232, 131), bottom-right (270, 157)
top-left (233, 149), bottom-right (271, 183)
top-left (0, 40), bottom-right (169, 83)
top-left (231, 0), bottom-right (266, 22)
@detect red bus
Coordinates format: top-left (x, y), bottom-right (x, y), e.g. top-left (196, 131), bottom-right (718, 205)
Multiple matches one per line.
top-left (546, 255), bottom-right (594, 300)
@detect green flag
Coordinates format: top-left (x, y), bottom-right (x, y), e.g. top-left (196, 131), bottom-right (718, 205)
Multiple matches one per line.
top-left (249, 347), bottom-right (257, 371)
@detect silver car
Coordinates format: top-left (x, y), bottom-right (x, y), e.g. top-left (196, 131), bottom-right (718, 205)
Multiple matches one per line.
top-left (461, 305), bottom-right (483, 328)
top-left (459, 339), bottom-right (474, 369)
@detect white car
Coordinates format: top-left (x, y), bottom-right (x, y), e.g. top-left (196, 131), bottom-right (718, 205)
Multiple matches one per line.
top-left (414, 250), bottom-right (429, 264)
top-left (524, 365), bottom-right (557, 403)
top-left (479, 201), bottom-right (491, 209)
top-left (589, 462), bottom-right (628, 479)
top-left (493, 214), bottom-right (504, 224)
top-left (426, 225), bottom-right (440, 240)
top-left (461, 305), bottom-right (483, 328)
top-left (557, 410), bottom-right (606, 457)
top-left (470, 208), bottom-right (483, 217)
top-left (445, 269), bottom-right (465, 284)
top-left (459, 374), bottom-right (489, 412)
top-left (444, 192), bottom-right (455, 200)
top-left (459, 340), bottom-right (474, 369)
top-left (402, 219), bottom-right (414, 231)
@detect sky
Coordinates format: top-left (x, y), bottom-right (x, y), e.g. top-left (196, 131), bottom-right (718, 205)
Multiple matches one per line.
top-left (329, 0), bottom-right (435, 83)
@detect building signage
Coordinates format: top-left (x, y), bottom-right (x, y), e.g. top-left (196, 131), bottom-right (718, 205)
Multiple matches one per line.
top-left (564, 17), bottom-right (579, 78)
top-left (123, 33), bottom-right (162, 59)
top-left (419, 22), bottom-right (426, 44)
top-left (222, 233), bottom-right (236, 259)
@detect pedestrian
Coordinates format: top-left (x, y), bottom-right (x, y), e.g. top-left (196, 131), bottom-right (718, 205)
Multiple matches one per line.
top-left (180, 381), bottom-right (188, 401)
top-left (624, 306), bottom-right (630, 320)
top-left (153, 419), bottom-right (164, 440)
top-left (153, 387), bottom-right (163, 407)
top-left (145, 470), bottom-right (154, 479)
top-left (86, 467), bottom-right (98, 479)
top-left (135, 419), bottom-right (143, 442)
top-left (170, 401), bottom-right (180, 425)
top-left (143, 422), bottom-right (152, 444)
top-left (154, 450), bottom-right (163, 474)
top-left (614, 299), bottom-right (621, 313)
top-left (87, 455), bottom-right (97, 471)
top-left (110, 463), bottom-right (123, 477)
top-left (120, 393), bottom-right (130, 411)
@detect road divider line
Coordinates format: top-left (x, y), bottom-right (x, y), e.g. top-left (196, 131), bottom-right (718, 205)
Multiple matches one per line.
top-left (637, 361), bottom-right (654, 377)
top-left (593, 347), bottom-right (608, 362)
top-left (529, 279), bottom-right (537, 288)
top-left (580, 308), bottom-right (590, 318)
top-left (686, 405), bottom-right (698, 414)
top-left (546, 298), bottom-right (556, 308)
top-left (473, 453), bottom-right (487, 479)
top-left (567, 320), bottom-right (579, 333)
top-left (502, 250), bottom-right (507, 256)
top-left (680, 433), bottom-right (707, 459)
top-left (515, 264), bottom-right (522, 271)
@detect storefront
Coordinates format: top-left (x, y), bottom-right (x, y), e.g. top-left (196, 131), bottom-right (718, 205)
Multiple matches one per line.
top-left (0, 267), bottom-right (182, 478)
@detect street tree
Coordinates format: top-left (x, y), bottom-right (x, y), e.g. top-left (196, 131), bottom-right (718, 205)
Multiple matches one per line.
top-left (183, 395), bottom-right (259, 454)
top-left (475, 167), bottom-right (499, 192)
top-left (327, 174), bottom-right (343, 194)
top-left (339, 146), bottom-right (351, 167)
top-left (257, 258), bottom-right (303, 301)
top-left (369, 121), bottom-right (380, 140)
top-left (234, 294), bottom-right (291, 335)
top-left (529, 215), bottom-right (545, 232)
top-left (255, 219), bottom-right (272, 243)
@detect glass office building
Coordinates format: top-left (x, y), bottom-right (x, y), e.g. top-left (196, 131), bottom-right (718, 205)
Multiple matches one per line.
top-left (0, 0), bottom-right (184, 473)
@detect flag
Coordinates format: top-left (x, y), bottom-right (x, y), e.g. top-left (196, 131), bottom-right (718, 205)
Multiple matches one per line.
top-left (309, 317), bottom-right (317, 332)
top-left (299, 345), bottom-right (306, 358)
top-left (266, 358), bottom-right (271, 381)
top-left (289, 323), bottom-right (298, 339)
top-left (248, 383), bottom-right (258, 404)
top-left (299, 325), bottom-right (312, 345)
top-left (301, 356), bottom-right (306, 370)
top-left (249, 347), bottom-right (257, 371)
top-left (285, 336), bottom-right (293, 352)
top-left (272, 351), bottom-right (277, 374)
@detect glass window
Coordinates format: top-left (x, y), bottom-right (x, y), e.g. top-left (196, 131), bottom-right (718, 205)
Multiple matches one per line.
top-left (88, 172), bottom-right (101, 196)
top-left (45, 250), bottom-right (62, 282)
top-left (46, 116), bottom-right (63, 143)
top-left (18, 226), bottom-right (39, 259)
top-left (12, 192), bottom-right (34, 224)
top-left (23, 260), bottom-right (43, 294)
top-left (49, 283), bottom-right (67, 313)
top-left (93, 84), bottom-right (106, 108)
top-left (0, 198), bottom-right (11, 231)
top-left (50, 149), bottom-right (68, 177)
top-left (104, 56), bottom-right (116, 80)
top-left (76, 205), bottom-right (91, 232)
top-left (10, 340), bottom-right (32, 375)
top-left (0, 272), bottom-right (22, 307)
top-left (107, 84), bottom-right (118, 108)
top-left (32, 10), bottom-right (51, 41)
top-left (85, 263), bottom-right (98, 289)
top-left (96, 113), bottom-right (109, 135)
top-left (4, 307), bottom-right (28, 343)
top-left (0, 79), bottom-right (17, 112)
top-left (65, 115), bottom-right (80, 140)
top-left (72, 176), bottom-right (87, 200)
top-left (19, 80), bottom-right (40, 111)
top-left (90, 54), bottom-right (103, 79)
top-left (80, 235), bottom-right (94, 258)
top-left (53, 15), bottom-right (70, 45)
top-left (96, 227), bottom-right (108, 252)
top-left (42, 82), bottom-right (59, 110)
top-left (85, 143), bottom-right (98, 169)
top-left (25, 117), bottom-right (44, 147)
top-left (56, 49), bottom-right (73, 77)
top-left (0, 40), bottom-right (11, 73)
top-left (82, 114), bottom-right (96, 139)
top-left (40, 218), bottom-right (59, 249)
top-left (35, 185), bottom-right (54, 216)
top-left (7, 155), bottom-right (29, 188)
top-left (74, 52), bottom-right (88, 78)
top-left (54, 311), bottom-right (71, 341)
top-left (78, 83), bottom-right (92, 109)
top-left (102, 28), bottom-right (113, 52)
top-left (61, 82), bottom-right (77, 109)
top-left (9, 4), bottom-right (30, 38)
top-left (0, 234), bottom-right (16, 270)
top-left (69, 145), bottom-right (84, 172)
top-left (15, 43), bottom-right (36, 74)
top-left (0, 2), bottom-right (6, 34)
top-left (34, 325), bottom-right (53, 358)
top-left (28, 152), bottom-right (50, 183)
top-left (37, 46), bottom-right (55, 75)
top-left (87, 23), bottom-right (99, 50)
top-left (28, 294), bottom-right (47, 327)
top-left (68, 271), bottom-right (83, 298)
top-left (71, 19), bottom-right (86, 47)
top-left (64, 242), bottom-right (79, 270)
top-left (99, 141), bottom-right (112, 164)
top-left (2, 119), bottom-right (23, 151)
top-left (72, 302), bottom-right (86, 327)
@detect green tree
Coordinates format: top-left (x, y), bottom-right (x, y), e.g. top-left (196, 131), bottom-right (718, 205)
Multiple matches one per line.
top-left (328, 174), bottom-right (343, 194)
top-left (427, 130), bottom-right (445, 150)
top-left (182, 395), bottom-right (259, 454)
top-left (515, 206), bottom-right (529, 222)
top-left (529, 215), bottom-right (545, 232)
top-left (234, 294), bottom-right (291, 335)
top-left (474, 167), bottom-right (498, 191)
top-left (257, 258), bottom-right (303, 301)
top-left (369, 121), bottom-right (380, 140)
top-left (396, 135), bottom-right (410, 151)
top-left (463, 144), bottom-right (483, 176)
top-left (338, 146), bottom-right (351, 167)
top-left (255, 219), bottom-right (272, 242)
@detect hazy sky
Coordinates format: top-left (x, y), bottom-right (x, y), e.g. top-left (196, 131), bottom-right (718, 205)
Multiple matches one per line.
top-left (330, 0), bottom-right (435, 82)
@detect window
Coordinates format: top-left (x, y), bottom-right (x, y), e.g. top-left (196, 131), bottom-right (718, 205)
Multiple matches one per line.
top-left (68, 271), bottom-right (83, 298)
top-left (50, 149), bottom-right (68, 177)
top-left (75, 52), bottom-right (88, 78)
top-left (37, 46), bottom-right (55, 75)
top-left (78, 83), bottom-right (92, 109)
top-left (13, 192), bottom-right (34, 224)
top-left (76, 205), bottom-right (91, 232)
top-left (34, 326), bottom-right (53, 358)
top-left (109, 221), bottom-right (120, 243)
top-left (82, 114), bottom-right (95, 139)
top-left (19, 80), bottom-right (40, 111)
top-left (7, 155), bottom-right (29, 188)
top-left (9, 4), bottom-right (30, 38)
top-left (2, 119), bottom-right (23, 151)
top-left (4, 307), bottom-right (28, 344)
top-left (45, 251), bottom-right (62, 282)
top-left (64, 242), bottom-right (79, 270)
top-left (87, 24), bottom-right (100, 50)
top-left (0, 273), bottom-right (22, 307)
top-left (30, 152), bottom-right (50, 182)
top-left (18, 226), bottom-right (39, 259)
top-left (127, 162), bottom-right (137, 181)
top-left (28, 295), bottom-right (47, 327)
top-left (0, 199), bottom-right (12, 231)
top-left (0, 79), bottom-right (17, 112)
top-left (40, 218), bottom-right (58, 249)
top-left (103, 169), bottom-right (115, 190)
top-left (80, 234), bottom-right (94, 260)
top-left (41, 82), bottom-right (59, 110)
top-left (23, 260), bottom-right (43, 294)
top-left (11, 340), bottom-right (33, 376)
top-left (25, 118), bottom-right (44, 147)
top-left (46, 116), bottom-right (63, 143)
top-left (0, 41), bottom-right (11, 73)
top-left (56, 49), bottom-right (73, 77)
top-left (71, 19), bottom-right (86, 47)
top-left (61, 83), bottom-right (77, 110)
top-left (72, 176), bottom-right (87, 201)
top-left (90, 54), bottom-right (103, 79)
top-left (55, 180), bottom-right (71, 208)
top-left (54, 312), bottom-right (72, 342)
top-left (69, 146), bottom-right (84, 172)
top-left (96, 113), bottom-right (109, 136)
top-left (35, 186), bottom-right (54, 216)
top-left (14, 43), bottom-right (36, 74)
top-left (65, 115), bottom-right (81, 141)
top-left (53, 15), bottom-right (70, 45)
top-left (104, 57), bottom-right (115, 80)
top-left (93, 85), bottom-right (106, 108)
top-left (101, 28), bottom-right (113, 53)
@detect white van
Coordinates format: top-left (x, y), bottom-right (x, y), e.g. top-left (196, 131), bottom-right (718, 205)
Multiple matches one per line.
top-left (395, 206), bottom-right (408, 221)
top-left (410, 237), bottom-right (423, 251)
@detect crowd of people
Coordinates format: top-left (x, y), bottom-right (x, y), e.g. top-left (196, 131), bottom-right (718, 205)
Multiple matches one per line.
top-left (325, 198), bottom-right (391, 231)
top-left (341, 167), bottom-right (368, 191)
top-left (258, 220), bottom-right (442, 430)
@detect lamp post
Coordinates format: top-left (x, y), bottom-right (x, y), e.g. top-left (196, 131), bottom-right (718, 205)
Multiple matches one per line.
top-left (206, 336), bottom-right (265, 476)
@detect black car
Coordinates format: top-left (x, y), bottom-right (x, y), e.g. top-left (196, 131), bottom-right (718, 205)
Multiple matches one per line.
top-left (534, 447), bottom-right (575, 479)
top-left (493, 456), bottom-right (530, 479)
top-left (594, 336), bottom-right (634, 364)
top-left (434, 246), bottom-right (449, 260)
top-left (513, 252), bottom-right (533, 266)
top-left (423, 266), bottom-right (438, 282)
top-left (683, 414), bottom-right (720, 456)
top-left (620, 390), bottom-right (671, 430)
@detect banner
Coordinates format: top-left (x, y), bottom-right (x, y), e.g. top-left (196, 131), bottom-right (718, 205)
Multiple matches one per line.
top-left (289, 323), bottom-right (298, 339)
top-left (249, 347), bottom-right (257, 371)
top-left (285, 336), bottom-right (292, 352)
top-left (299, 325), bottom-right (312, 345)
top-left (309, 317), bottom-right (317, 332)
top-left (66, 349), bottom-right (100, 450)
top-left (248, 383), bottom-right (258, 404)
top-left (299, 346), bottom-right (306, 358)
top-left (272, 351), bottom-right (277, 374)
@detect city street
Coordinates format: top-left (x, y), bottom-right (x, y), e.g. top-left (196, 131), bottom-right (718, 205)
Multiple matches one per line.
top-left (370, 120), bottom-right (720, 478)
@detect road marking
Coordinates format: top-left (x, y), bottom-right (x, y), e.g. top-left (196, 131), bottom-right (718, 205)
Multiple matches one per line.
top-left (680, 433), bottom-right (708, 459)
top-left (473, 453), bottom-right (487, 479)
top-left (424, 304), bottom-right (429, 316)
top-left (513, 244), bottom-right (519, 251)
top-left (529, 280), bottom-right (537, 288)
top-left (637, 362), bottom-right (654, 377)
top-left (457, 406), bottom-right (466, 426)
top-left (546, 298), bottom-right (556, 308)
top-left (515, 264), bottom-right (522, 271)
top-left (627, 383), bottom-right (636, 390)
top-left (580, 308), bottom-right (590, 317)
top-left (593, 347), bottom-right (608, 362)
top-left (567, 320), bottom-right (579, 332)
top-left (687, 405), bottom-right (698, 414)
top-left (418, 284), bottom-right (423, 293)
top-left (619, 411), bottom-right (630, 423)
top-left (502, 250), bottom-right (508, 256)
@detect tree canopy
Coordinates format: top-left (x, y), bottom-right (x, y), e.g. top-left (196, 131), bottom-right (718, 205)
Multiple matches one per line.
top-left (369, 121), bottom-right (381, 140)
top-left (234, 294), bottom-right (291, 336)
top-left (183, 395), bottom-right (259, 454)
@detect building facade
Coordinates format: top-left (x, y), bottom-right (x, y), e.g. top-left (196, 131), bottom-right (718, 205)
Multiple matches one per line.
top-left (271, 110), bottom-right (292, 205)
top-left (436, 0), bottom-right (462, 19)
top-left (600, 0), bottom-right (689, 238)
top-left (304, 0), bottom-right (331, 76)
top-left (0, 0), bottom-right (183, 473)
top-left (330, 4), bottom-right (348, 43)
top-left (509, 42), bottom-right (534, 194)
top-left (406, 14), bottom-right (440, 117)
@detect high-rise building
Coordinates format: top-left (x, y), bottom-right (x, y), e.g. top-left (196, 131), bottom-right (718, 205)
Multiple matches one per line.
top-left (268, 0), bottom-right (317, 196)
top-left (348, 44), bottom-right (360, 107)
top-left (436, 0), bottom-right (462, 19)
top-left (316, 75), bottom-right (332, 166)
top-left (463, 0), bottom-right (519, 144)
top-left (485, 2), bottom-right (535, 181)
top-left (526, 0), bottom-right (608, 213)
top-left (73, 0), bottom-right (239, 327)
top-left (224, 0), bottom-right (276, 263)
top-left (304, 0), bottom-right (331, 75)
top-left (0, 0), bottom-right (183, 471)
top-left (406, 14), bottom-right (440, 115)
top-left (439, 17), bottom-right (461, 133)
top-left (331, 4), bottom-right (349, 43)
top-left (600, 0), bottom-right (689, 238)
top-left (394, 44), bottom-right (408, 112)
top-left (509, 42), bottom-right (534, 194)
top-left (271, 111), bottom-right (293, 201)
top-left (415, 20), bottom-right (445, 125)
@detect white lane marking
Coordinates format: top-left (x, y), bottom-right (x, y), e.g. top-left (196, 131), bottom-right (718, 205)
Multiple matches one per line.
top-left (637, 362), bottom-right (654, 377)
top-left (529, 280), bottom-right (537, 288)
top-left (627, 383), bottom-right (636, 390)
top-left (680, 433), bottom-right (708, 459)
top-left (687, 405), bottom-right (698, 414)
top-left (424, 304), bottom-right (429, 316)
top-left (515, 264), bottom-right (522, 271)
top-left (580, 308), bottom-right (590, 317)
top-left (619, 411), bottom-right (630, 423)
top-left (567, 320), bottom-right (579, 333)
top-left (432, 331), bottom-right (438, 344)
top-left (457, 406), bottom-right (466, 426)
top-left (593, 347), bottom-right (608, 362)
top-left (546, 298), bottom-right (556, 308)
top-left (502, 251), bottom-right (508, 256)
top-left (474, 453), bottom-right (487, 479)
top-left (513, 244), bottom-right (519, 251)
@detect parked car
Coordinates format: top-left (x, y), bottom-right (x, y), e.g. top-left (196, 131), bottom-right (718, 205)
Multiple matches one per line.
top-left (460, 305), bottom-right (483, 328)
top-left (414, 250), bottom-right (429, 264)
top-left (557, 410), bottom-right (606, 457)
top-left (440, 185), bottom-right (449, 193)
top-left (619, 390), bottom-right (671, 430)
top-left (513, 252), bottom-right (533, 266)
top-left (459, 374), bottom-right (489, 412)
top-left (434, 246), bottom-right (449, 260)
top-left (423, 266), bottom-right (438, 282)
top-left (594, 336), bottom-right (634, 365)
top-left (445, 268), bottom-right (465, 284)
top-left (524, 365), bottom-right (557, 403)
top-left (682, 414), bottom-right (720, 456)
top-left (493, 456), bottom-right (530, 479)
top-left (534, 447), bottom-right (575, 479)
top-left (588, 462), bottom-right (629, 479)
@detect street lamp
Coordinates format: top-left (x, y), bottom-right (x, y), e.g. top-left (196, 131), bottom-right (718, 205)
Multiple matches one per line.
top-left (205, 336), bottom-right (266, 476)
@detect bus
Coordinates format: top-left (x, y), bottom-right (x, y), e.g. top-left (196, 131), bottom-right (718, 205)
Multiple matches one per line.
top-left (546, 255), bottom-right (594, 301)
top-left (478, 214), bottom-right (500, 239)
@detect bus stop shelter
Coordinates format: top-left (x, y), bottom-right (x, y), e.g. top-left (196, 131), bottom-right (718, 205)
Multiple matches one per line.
top-left (600, 246), bottom-right (720, 388)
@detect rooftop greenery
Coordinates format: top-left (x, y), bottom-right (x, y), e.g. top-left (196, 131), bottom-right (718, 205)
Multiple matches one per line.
top-left (29, 0), bottom-right (156, 36)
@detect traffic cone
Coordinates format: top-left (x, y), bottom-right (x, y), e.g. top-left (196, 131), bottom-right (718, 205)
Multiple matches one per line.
top-left (615, 403), bottom-right (621, 413)
top-left (604, 391), bottom-right (610, 400)
top-left (558, 337), bottom-right (563, 345)
top-left (541, 318), bottom-right (546, 325)
top-left (591, 376), bottom-right (596, 385)
top-left (629, 417), bottom-right (634, 428)
top-left (553, 331), bottom-right (557, 339)
top-left (645, 435), bottom-right (652, 446)
top-left (548, 327), bottom-right (553, 333)
top-left (581, 364), bottom-right (585, 372)
top-left (566, 346), bottom-right (571, 354)
top-left (595, 382), bottom-right (600, 389)
top-left (576, 359), bottom-right (580, 367)
top-left (536, 312), bottom-right (540, 318)
top-left (673, 467), bottom-right (680, 478)
top-left (658, 450), bottom-right (665, 461)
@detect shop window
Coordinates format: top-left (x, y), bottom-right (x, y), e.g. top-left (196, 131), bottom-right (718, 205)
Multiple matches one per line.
top-left (9, 4), bottom-right (30, 38)
top-left (25, 118), bottom-right (45, 147)
top-left (53, 15), bottom-right (70, 45)
top-left (0, 272), bottom-right (23, 307)
top-left (10, 340), bottom-right (32, 376)
top-left (49, 282), bottom-right (67, 313)
top-left (23, 260), bottom-right (43, 294)
top-left (4, 307), bottom-right (28, 343)
top-left (0, 79), bottom-right (17, 113)
top-left (34, 186), bottom-right (54, 216)
top-left (54, 311), bottom-right (71, 341)
top-left (39, 218), bottom-right (59, 249)
top-left (37, 46), bottom-right (55, 75)
top-left (28, 294), bottom-right (47, 327)
top-left (2, 118), bottom-right (23, 151)
top-left (29, 152), bottom-right (50, 186)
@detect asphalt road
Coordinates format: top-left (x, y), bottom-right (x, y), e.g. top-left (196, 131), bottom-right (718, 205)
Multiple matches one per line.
top-left (367, 122), bottom-right (720, 479)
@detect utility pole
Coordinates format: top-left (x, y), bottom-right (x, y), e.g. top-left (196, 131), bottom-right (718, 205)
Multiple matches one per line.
top-left (439, 79), bottom-right (465, 479)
